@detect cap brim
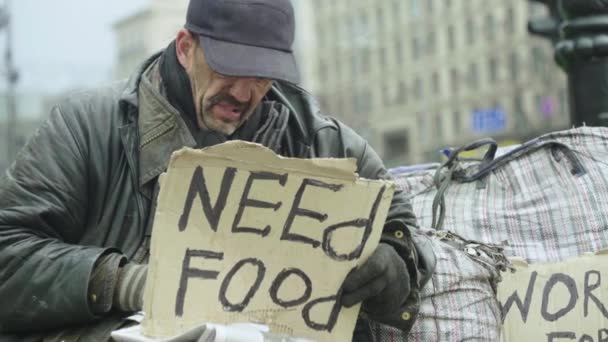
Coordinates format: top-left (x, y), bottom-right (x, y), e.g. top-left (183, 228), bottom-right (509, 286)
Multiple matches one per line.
top-left (199, 36), bottom-right (300, 84)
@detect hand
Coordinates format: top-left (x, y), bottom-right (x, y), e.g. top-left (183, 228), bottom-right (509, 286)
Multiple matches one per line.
top-left (341, 243), bottom-right (410, 315)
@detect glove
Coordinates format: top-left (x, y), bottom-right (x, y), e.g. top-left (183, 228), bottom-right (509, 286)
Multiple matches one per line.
top-left (341, 243), bottom-right (410, 315)
top-left (113, 262), bottom-right (148, 312)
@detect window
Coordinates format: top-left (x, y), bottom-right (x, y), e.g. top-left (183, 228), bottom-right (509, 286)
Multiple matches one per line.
top-left (432, 72), bottom-right (440, 94)
top-left (318, 61), bottom-right (328, 80)
top-left (412, 36), bottom-right (422, 59)
top-left (393, 0), bottom-right (402, 24)
top-left (383, 130), bottom-right (410, 162)
top-left (361, 49), bottom-right (371, 74)
top-left (509, 52), bottom-right (519, 81)
top-left (410, 0), bottom-right (420, 17)
top-left (379, 47), bottom-right (388, 68)
top-left (418, 112), bottom-right (430, 144)
top-left (334, 57), bottom-right (342, 82)
top-left (346, 16), bottom-right (357, 46)
top-left (332, 20), bottom-right (340, 51)
top-left (514, 93), bottom-right (524, 114)
top-left (469, 62), bottom-right (479, 88)
top-left (336, 17), bottom-right (345, 43)
top-left (492, 99), bottom-right (501, 111)
top-left (395, 36), bottom-right (404, 63)
top-left (513, 92), bottom-right (528, 129)
top-left (447, 25), bottom-right (456, 50)
top-left (376, 6), bottom-right (385, 35)
top-left (350, 53), bottom-right (358, 76)
top-left (427, 31), bottom-right (436, 55)
top-left (531, 46), bottom-right (545, 75)
top-left (436, 113), bottom-right (444, 142)
top-left (485, 13), bottom-right (495, 40)
top-left (354, 89), bottom-right (373, 114)
top-left (466, 18), bottom-right (475, 44)
top-left (382, 83), bottom-right (393, 106)
top-left (450, 68), bottom-right (459, 94)
top-left (360, 11), bottom-right (370, 31)
top-left (453, 111), bottom-right (462, 131)
top-left (534, 93), bottom-right (543, 115)
top-left (317, 94), bottom-right (331, 113)
top-left (413, 78), bottom-right (423, 98)
top-left (488, 57), bottom-right (498, 83)
top-left (334, 92), bottom-right (346, 117)
top-left (397, 80), bottom-right (408, 104)
top-left (505, 7), bottom-right (515, 34)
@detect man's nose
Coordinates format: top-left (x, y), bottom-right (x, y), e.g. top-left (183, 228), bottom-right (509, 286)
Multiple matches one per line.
top-left (228, 78), bottom-right (256, 103)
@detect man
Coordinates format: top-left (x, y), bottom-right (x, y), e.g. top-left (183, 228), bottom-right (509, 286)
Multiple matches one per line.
top-left (0, 0), bottom-right (435, 341)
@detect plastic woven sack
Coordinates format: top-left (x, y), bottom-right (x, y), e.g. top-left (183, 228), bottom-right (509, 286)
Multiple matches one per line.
top-left (392, 126), bottom-right (608, 263)
top-left (370, 232), bottom-right (502, 341)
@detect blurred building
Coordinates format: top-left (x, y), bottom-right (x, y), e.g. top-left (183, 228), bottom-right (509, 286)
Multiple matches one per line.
top-left (0, 92), bottom-right (51, 172)
top-left (114, 0), bottom-right (310, 83)
top-left (294, 0), bottom-right (569, 165)
top-left (111, 0), bottom-right (567, 166)
top-left (114, 0), bottom-right (189, 79)
top-left (291, 0), bottom-right (319, 92)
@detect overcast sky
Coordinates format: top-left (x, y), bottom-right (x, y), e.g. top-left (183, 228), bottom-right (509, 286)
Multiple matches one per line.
top-left (4, 0), bottom-right (149, 93)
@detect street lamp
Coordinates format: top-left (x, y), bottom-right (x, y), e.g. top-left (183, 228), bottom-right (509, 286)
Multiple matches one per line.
top-left (528, 0), bottom-right (608, 127)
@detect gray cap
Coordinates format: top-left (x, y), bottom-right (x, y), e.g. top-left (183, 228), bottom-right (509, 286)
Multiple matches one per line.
top-left (185, 0), bottom-right (300, 84)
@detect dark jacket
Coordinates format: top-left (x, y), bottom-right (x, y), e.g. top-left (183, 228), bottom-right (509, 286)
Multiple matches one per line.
top-left (0, 54), bottom-right (435, 341)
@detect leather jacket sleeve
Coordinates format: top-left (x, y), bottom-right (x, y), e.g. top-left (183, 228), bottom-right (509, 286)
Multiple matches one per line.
top-left (0, 105), bottom-right (113, 333)
top-left (312, 119), bottom-right (436, 333)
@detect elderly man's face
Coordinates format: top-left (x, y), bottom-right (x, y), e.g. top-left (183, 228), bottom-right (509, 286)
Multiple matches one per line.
top-left (177, 31), bottom-right (273, 135)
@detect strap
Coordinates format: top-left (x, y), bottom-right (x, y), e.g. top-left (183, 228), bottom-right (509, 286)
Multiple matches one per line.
top-left (430, 137), bottom-right (586, 230)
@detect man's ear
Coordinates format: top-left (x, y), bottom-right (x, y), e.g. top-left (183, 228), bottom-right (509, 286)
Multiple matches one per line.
top-left (176, 29), bottom-right (195, 70)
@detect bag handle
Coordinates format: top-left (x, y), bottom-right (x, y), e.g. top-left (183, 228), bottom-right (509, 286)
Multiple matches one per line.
top-left (432, 138), bottom-right (497, 229)
top-left (443, 138), bottom-right (498, 168)
top-left (431, 137), bottom-right (586, 230)
top-left (460, 140), bottom-right (587, 182)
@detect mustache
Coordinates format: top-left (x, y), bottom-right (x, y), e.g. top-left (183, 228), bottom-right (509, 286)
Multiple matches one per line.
top-left (205, 93), bottom-right (251, 113)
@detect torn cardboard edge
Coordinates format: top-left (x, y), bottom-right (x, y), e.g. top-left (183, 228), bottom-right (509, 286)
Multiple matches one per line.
top-left (168, 141), bottom-right (361, 183)
top-left (142, 142), bottom-right (395, 342)
top-left (505, 247), bottom-right (608, 268)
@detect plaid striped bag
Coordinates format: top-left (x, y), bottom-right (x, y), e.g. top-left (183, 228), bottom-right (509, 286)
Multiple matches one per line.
top-left (393, 126), bottom-right (608, 263)
top-left (370, 232), bottom-right (503, 341)
top-left (371, 127), bottom-right (608, 341)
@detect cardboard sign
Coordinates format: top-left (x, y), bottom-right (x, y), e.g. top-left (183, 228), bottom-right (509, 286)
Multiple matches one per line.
top-left (499, 252), bottom-right (608, 342)
top-left (141, 142), bottom-right (394, 342)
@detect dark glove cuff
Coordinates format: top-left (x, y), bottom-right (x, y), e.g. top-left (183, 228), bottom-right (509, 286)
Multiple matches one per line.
top-left (381, 219), bottom-right (436, 288)
top-left (363, 294), bottom-right (421, 333)
top-left (88, 253), bottom-right (126, 314)
top-left (374, 220), bottom-right (432, 333)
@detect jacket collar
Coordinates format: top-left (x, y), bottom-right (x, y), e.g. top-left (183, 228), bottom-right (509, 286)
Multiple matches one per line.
top-left (119, 51), bottom-right (163, 110)
top-left (136, 63), bottom-right (196, 188)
